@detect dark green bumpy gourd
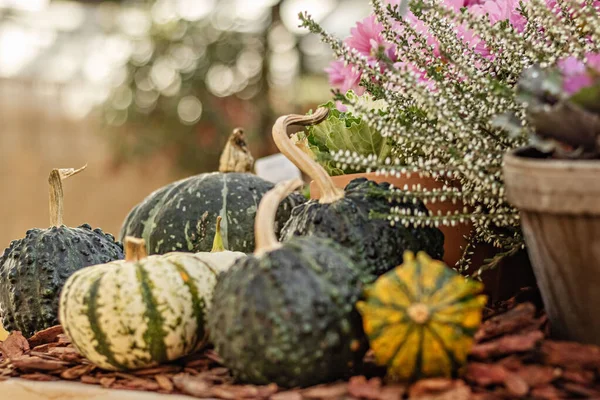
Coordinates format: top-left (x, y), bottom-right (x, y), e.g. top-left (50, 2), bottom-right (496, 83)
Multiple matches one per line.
top-left (274, 108), bottom-right (444, 277)
top-left (0, 167), bottom-right (123, 337)
top-left (208, 179), bottom-right (367, 388)
top-left (120, 129), bottom-right (305, 255)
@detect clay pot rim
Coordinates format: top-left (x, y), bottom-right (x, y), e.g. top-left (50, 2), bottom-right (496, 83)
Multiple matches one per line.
top-left (505, 146), bottom-right (600, 170)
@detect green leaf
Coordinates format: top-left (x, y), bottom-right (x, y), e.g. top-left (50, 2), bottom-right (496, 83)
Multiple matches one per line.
top-left (570, 82), bottom-right (600, 113)
top-left (304, 101), bottom-right (392, 175)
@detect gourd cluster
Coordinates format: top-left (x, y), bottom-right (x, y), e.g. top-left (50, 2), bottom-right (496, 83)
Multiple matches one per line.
top-left (0, 109), bottom-right (486, 387)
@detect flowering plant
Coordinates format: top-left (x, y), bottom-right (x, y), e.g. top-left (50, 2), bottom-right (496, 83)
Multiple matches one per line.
top-left (500, 53), bottom-right (600, 158)
top-left (300, 0), bottom-right (600, 273)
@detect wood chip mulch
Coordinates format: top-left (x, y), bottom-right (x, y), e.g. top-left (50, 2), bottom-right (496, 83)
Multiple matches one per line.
top-left (1, 288), bottom-right (599, 399)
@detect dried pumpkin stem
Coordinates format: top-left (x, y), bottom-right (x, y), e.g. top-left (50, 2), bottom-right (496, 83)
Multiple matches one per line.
top-left (219, 128), bottom-right (255, 173)
top-left (211, 216), bottom-right (226, 253)
top-left (254, 178), bottom-right (304, 256)
top-left (407, 303), bottom-right (430, 324)
top-left (48, 165), bottom-right (87, 227)
top-left (272, 107), bottom-right (344, 204)
top-left (124, 237), bottom-right (148, 261)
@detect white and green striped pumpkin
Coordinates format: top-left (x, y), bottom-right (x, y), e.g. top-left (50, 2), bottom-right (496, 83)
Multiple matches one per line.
top-left (58, 217), bottom-right (244, 371)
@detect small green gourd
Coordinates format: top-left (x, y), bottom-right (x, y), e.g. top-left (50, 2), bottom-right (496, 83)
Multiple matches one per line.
top-left (0, 166), bottom-right (123, 337)
top-left (208, 179), bottom-right (368, 388)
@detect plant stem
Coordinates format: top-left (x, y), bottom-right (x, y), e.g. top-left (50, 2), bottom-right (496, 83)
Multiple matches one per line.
top-left (125, 237), bottom-right (148, 261)
top-left (211, 216), bottom-right (226, 252)
top-left (254, 178), bottom-right (304, 256)
top-left (272, 107), bottom-right (345, 204)
top-left (48, 165), bottom-right (87, 227)
top-left (218, 128), bottom-right (255, 173)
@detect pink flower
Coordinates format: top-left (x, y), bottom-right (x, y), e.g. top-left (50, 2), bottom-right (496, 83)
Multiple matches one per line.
top-left (344, 15), bottom-right (396, 61)
top-left (558, 53), bottom-right (600, 95)
top-left (325, 60), bottom-right (365, 94)
top-left (468, 0), bottom-right (527, 33)
top-left (454, 0), bottom-right (527, 61)
top-left (586, 53), bottom-right (600, 71)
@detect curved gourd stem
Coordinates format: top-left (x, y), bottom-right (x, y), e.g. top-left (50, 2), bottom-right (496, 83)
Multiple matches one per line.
top-left (211, 216), bottom-right (226, 253)
top-left (254, 178), bottom-right (304, 257)
top-left (124, 236), bottom-right (148, 261)
top-left (48, 165), bottom-right (87, 227)
top-left (219, 128), bottom-right (255, 173)
top-left (272, 107), bottom-right (344, 204)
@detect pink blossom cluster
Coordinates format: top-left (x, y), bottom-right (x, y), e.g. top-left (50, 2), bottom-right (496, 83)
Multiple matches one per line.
top-left (326, 0), bottom-right (531, 94)
top-left (557, 53), bottom-right (600, 96)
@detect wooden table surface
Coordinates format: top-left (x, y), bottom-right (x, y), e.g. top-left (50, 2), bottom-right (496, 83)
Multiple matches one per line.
top-left (0, 378), bottom-right (194, 400)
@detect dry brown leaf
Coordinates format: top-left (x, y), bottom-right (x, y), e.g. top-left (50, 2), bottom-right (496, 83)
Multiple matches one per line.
top-left (47, 347), bottom-right (78, 356)
top-left (464, 363), bottom-right (507, 386)
top-left (270, 390), bottom-right (304, 400)
top-left (155, 374), bottom-right (174, 392)
top-left (29, 350), bottom-right (63, 360)
top-left (211, 383), bottom-right (278, 399)
top-left (302, 382), bottom-right (349, 399)
top-left (60, 364), bottom-right (95, 380)
top-left (80, 375), bottom-right (101, 384)
top-left (11, 356), bottom-right (68, 371)
top-left (475, 303), bottom-right (537, 342)
top-left (256, 383), bottom-right (279, 398)
top-left (117, 378), bottom-right (161, 391)
top-left (47, 346), bottom-right (82, 362)
top-left (470, 330), bottom-right (544, 359)
top-left (133, 365), bottom-right (182, 376)
top-left (99, 376), bottom-right (117, 388)
top-left (469, 388), bottom-right (505, 400)
top-left (0, 331), bottom-right (30, 359)
top-left (503, 372), bottom-right (529, 397)
top-left (115, 372), bottom-right (140, 380)
top-left (409, 378), bottom-right (457, 396)
top-left (378, 385), bottom-right (406, 400)
top-left (560, 382), bottom-right (600, 398)
top-left (185, 359), bottom-right (210, 369)
top-left (541, 341), bottom-right (600, 369)
top-left (409, 380), bottom-right (471, 400)
top-left (530, 384), bottom-right (568, 400)
top-left (197, 367), bottom-right (233, 384)
top-left (173, 373), bottom-right (213, 397)
top-left (31, 343), bottom-right (59, 352)
top-left (348, 376), bottom-right (383, 399)
top-left (496, 355), bottom-right (523, 370)
top-left (20, 372), bottom-right (59, 381)
top-left (56, 334), bottom-right (71, 346)
top-left (204, 349), bottom-right (224, 364)
top-left (183, 367), bottom-right (200, 376)
top-left (27, 326), bottom-right (63, 348)
top-left (561, 368), bottom-right (595, 385)
top-left (512, 365), bottom-right (559, 387)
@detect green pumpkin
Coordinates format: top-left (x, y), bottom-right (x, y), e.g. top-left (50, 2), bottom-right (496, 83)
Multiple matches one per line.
top-left (0, 167), bottom-right (123, 337)
top-left (208, 179), bottom-right (368, 388)
top-left (60, 218), bottom-right (246, 371)
top-left (120, 129), bottom-right (305, 255)
top-left (274, 108), bottom-right (444, 277)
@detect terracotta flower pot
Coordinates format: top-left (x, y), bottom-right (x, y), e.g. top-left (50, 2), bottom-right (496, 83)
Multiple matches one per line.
top-left (310, 172), bottom-right (471, 268)
top-left (504, 146), bottom-right (600, 345)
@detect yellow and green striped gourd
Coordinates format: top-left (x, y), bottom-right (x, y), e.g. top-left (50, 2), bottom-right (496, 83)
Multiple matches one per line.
top-left (357, 251), bottom-right (487, 381)
top-left (59, 217), bottom-right (244, 371)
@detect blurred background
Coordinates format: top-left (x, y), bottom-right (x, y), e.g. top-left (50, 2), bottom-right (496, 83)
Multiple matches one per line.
top-left (0, 0), bottom-right (370, 247)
